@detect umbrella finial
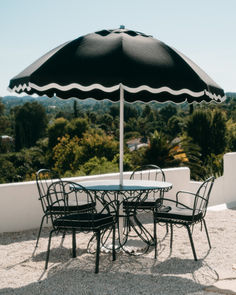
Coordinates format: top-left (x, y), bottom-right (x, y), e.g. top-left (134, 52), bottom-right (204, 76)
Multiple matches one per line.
top-left (120, 25), bottom-right (125, 29)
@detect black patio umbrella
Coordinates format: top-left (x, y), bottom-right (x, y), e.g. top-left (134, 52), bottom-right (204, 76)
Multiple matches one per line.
top-left (8, 26), bottom-right (225, 184)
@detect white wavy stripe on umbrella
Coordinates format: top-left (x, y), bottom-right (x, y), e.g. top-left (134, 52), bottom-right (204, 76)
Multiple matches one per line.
top-left (8, 82), bottom-right (226, 101)
top-left (204, 90), bottom-right (226, 101)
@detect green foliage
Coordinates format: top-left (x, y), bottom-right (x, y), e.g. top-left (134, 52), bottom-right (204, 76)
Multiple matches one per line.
top-left (52, 130), bottom-right (119, 176)
top-left (210, 110), bottom-right (227, 155)
top-left (79, 129), bottom-right (119, 163)
top-left (112, 152), bottom-right (135, 172)
top-left (73, 100), bottom-right (78, 118)
top-left (98, 114), bottom-right (114, 132)
top-left (47, 117), bottom-right (68, 149)
top-left (159, 104), bottom-right (177, 122)
top-left (109, 104), bottom-right (138, 121)
top-left (1, 95), bottom-right (236, 183)
top-left (142, 130), bottom-right (180, 168)
top-left (186, 109), bottom-right (227, 158)
top-left (0, 157), bottom-right (17, 183)
top-left (203, 153), bottom-right (224, 179)
top-left (0, 146), bottom-right (47, 183)
top-left (66, 118), bottom-right (89, 138)
top-left (186, 110), bottom-right (212, 158)
top-left (167, 115), bottom-right (183, 137)
top-left (0, 98), bottom-right (4, 116)
top-left (226, 119), bottom-right (236, 151)
top-left (80, 156), bottom-right (118, 175)
top-left (0, 116), bottom-right (12, 136)
top-left (52, 135), bottom-right (81, 175)
top-left (14, 102), bottom-right (48, 151)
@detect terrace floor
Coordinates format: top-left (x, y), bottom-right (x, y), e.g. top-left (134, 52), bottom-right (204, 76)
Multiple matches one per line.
top-left (0, 209), bottom-right (236, 295)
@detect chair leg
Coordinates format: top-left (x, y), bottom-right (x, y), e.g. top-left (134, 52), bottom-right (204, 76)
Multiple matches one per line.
top-left (35, 214), bottom-right (46, 248)
top-left (95, 231), bottom-right (101, 274)
top-left (186, 225), bottom-right (197, 261)
top-left (45, 229), bottom-right (54, 269)
top-left (170, 224), bottom-right (173, 250)
top-left (72, 229), bottom-right (76, 258)
top-left (154, 219), bottom-right (157, 259)
top-left (202, 219), bottom-right (211, 249)
top-left (112, 225), bottom-right (116, 261)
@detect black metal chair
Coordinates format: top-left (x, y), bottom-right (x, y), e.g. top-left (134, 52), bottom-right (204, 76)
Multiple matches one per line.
top-left (35, 169), bottom-right (95, 248)
top-left (122, 165), bottom-right (166, 248)
top-left (35, 169), bottom-right (61, 248)
top-left (153, 176), bottom-right (215, 261)
top-left (129, 164), bottom-right (166, 210)
top-left (45, 180), bottom-right (116, 273)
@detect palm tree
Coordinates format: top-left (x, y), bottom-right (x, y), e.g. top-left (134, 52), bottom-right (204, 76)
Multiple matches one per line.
top-left (142, 131), bottom-right (204, 180)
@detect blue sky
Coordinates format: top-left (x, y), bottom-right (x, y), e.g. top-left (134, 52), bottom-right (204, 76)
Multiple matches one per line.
top-left (1, 0), bottom-right (236, 97)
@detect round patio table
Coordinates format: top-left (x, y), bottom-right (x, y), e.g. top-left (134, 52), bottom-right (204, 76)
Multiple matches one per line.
top-left (78, 179), bottom-right (172, 253)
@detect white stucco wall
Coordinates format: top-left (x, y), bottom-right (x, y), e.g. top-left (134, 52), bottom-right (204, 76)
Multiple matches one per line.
top-left (0, 152), bottom-right (236, 233)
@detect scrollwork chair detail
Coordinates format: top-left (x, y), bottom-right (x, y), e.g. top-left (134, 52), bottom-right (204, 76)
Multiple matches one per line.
top-left (45, 181), bottom-right (116, 273)
top-left (35, 169), bottom-right (95, 248)
top-left (154, 176), bottom-right (215, 261)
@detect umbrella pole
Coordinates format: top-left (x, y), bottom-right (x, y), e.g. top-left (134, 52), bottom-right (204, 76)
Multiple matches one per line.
top-left (119, 84), bottom-right (124, 186)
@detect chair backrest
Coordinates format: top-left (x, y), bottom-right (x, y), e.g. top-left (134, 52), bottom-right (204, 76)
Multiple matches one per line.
top-left (46, 181), bottom-right (117, 226)
top-left (130, 164), bottom-right (166, 200)
top-left (130, 164), bottom-right (166, 182)
top-left (193, 176), bottom-right (215, 217)
top-left (46, 180), bottom-right (95, 220)
top-left (36, 169), bottom-right (61, 213)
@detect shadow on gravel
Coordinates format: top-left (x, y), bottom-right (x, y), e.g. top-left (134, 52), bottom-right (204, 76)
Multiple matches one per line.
top-left (0, 254), bottom-right (218, 295)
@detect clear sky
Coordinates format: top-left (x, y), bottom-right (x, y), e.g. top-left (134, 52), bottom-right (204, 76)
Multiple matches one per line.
top-left (1, 0), bottom-right (235, 97)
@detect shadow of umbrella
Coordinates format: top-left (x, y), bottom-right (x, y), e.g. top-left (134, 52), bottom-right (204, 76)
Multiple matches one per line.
top-left (8, 26), bottom-right (225, 185)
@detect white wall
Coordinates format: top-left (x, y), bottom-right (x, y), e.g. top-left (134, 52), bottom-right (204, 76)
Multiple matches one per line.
top-left (1, 152), bottom-right (236, 233)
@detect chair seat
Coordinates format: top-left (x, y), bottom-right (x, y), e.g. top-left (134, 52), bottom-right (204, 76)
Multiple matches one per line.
top-left (47, 202), bottom-right (96, 214)
top-left (123, 200), bottom-right (155, 210)
top-left (154, 206), bottom-right (203, 222)
top-left (54, 213), bottom-right (114, 230)
top-left (123, 199), bottom-right (162, 210)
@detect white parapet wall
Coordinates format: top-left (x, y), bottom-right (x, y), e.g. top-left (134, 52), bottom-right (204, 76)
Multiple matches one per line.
top-left (0, 152), bottom-right (236, 233)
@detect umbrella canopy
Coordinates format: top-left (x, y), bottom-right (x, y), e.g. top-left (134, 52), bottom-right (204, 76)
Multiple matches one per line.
top-left (8, 27), bottom-right (226, 184)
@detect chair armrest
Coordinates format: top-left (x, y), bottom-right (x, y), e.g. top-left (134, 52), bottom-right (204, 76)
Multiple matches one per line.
top-left (176, 191), bottom-right (197, 207)
top-left (156, 197), bottom-right (192, 211)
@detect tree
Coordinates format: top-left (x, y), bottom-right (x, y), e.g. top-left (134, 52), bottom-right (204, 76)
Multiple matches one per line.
top-left (52, 129), bottom-right (119, 175)
top-left (14, 102), bottom-right (48, 151)
top-left (109, 105), bottom-right (119, 118)
top-left (48, 117), bottom-right (68, 149)
top-left (81, 156), bottom-right (118, 175)
top-left (142, 105), bottom-right (151, 117)
top-left (0, 97), bottom-right (4, 116)
top-left (210, 110), bottom-right (227, 155)
top-left (53, 134), bottom-right (81, 174)
top-left (186, 110), bottom-right (212, 158)
top-left (98, 114), bottom-right (114, 132)
top-left (124, 104), bottom-right (138, 121)
top-left (0, 98), bottom-right (12, 137)
top-left (73, 100), bottom-right (78, 118)
top-left (226, 119), bottom-right (236, 151)
top-left (159, 104), bottom-right (177, 122)
top-left (0, 156), bottom-right (17, 183)
top-left (79, 129), bottom-right (119, 163)
top-left (66, 118), bottom-right (89, 138)
top-left (142, 130), bottom-right (180, 168)
top-left (186, 109), bottom-right (227, 158)
top-left (167, 115), bottom-right (183, 138)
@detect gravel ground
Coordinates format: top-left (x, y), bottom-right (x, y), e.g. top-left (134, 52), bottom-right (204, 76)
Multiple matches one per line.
top-left (0, 208), bottom-right (236, 295)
